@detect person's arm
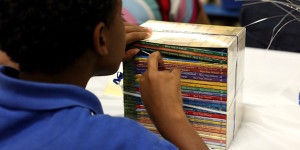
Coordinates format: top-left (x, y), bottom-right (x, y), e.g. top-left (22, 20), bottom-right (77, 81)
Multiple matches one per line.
top-left (139, 52), bottom-right (209, 150)
top-left (0, 50), bottom-right (19, 69)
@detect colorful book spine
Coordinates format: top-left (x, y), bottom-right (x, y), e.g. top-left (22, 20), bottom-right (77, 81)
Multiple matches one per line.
top-left (124, 41), bottom-right (229, 150)
top-left (137, 47), bottom-right (227, 64)
top-left (138, 41), bottom-right (228, 56)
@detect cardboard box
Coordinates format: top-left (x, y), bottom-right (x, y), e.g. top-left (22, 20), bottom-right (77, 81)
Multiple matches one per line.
top-left (124, 20), bottom-right (245, 150)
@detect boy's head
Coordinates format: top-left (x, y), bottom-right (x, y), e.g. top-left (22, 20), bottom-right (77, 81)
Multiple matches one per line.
top-left (0, 0), bottom-right (125, 75)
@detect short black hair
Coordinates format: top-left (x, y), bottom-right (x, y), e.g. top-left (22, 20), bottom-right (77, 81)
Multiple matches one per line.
top-left (0, 0), bottom-right (118, 73)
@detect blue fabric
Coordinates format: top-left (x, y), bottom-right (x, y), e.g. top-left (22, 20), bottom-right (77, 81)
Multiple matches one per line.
top-left (0, 66), bottom-right (177, 150)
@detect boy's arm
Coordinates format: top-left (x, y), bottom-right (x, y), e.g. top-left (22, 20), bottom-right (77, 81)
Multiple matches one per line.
top-left (139, 52), bottom-right (209, 150)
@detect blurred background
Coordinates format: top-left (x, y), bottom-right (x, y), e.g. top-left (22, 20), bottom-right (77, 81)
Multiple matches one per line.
top-left (202, 0), bottom-right (242, 26)
top-left (203, 0), bottom-right (300, 52)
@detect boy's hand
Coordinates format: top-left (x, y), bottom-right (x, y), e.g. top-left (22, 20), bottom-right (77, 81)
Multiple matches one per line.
top-left (123, 22), bottom-right (152, 62)
top-left (0, 51), bottom-right (19, 70)
top-left (139, 51), bottom-right (183, 119)
top-left (139, 52), bottom-right (209, 150)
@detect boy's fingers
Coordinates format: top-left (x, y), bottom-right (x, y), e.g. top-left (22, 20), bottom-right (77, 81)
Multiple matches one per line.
top-left (171, 69), bottom-right (181, 80)
top-left (123, 48), bottom-right (140, 62)
top-left (125, 25), bottom-right (149, 33)
top-left (125, 32), bottom-right (150, 44)
top-left (123, 22), bottom-right (132, 26)
top-left (147, 52), bottom-right (163, 73)
top-left (124, 22), bottom-right (152, 44)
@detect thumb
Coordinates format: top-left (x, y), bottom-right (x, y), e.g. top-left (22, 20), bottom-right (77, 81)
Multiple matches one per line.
top-left (123, 48), bottom-right (140, 62)
top-left (171, 68), bottom-right (181, 80)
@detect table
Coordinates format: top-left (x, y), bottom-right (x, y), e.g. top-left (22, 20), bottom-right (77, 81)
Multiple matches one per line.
top-left (86, 47), bottom-right (300, 150)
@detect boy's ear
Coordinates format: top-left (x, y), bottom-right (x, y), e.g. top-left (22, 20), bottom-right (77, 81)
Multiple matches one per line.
top-left (93, 22), bottom-right (108, 56)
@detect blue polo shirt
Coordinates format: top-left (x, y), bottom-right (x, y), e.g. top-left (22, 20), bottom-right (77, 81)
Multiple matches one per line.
top-left (0, 66), bottom-right (177, 150)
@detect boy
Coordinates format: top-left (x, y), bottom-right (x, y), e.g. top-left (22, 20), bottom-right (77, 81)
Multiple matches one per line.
top-left (0, 0), bottom-right (208, 149)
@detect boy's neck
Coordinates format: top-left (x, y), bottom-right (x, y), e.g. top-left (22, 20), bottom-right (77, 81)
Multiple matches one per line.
top-left (19, 51), bottom-right (96, 88)
top-left (19, 69), bottom-right (92, 88)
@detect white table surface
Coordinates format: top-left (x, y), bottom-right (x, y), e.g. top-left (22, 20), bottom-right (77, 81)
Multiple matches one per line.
top-left (86, 47), bottom-right (300, 150)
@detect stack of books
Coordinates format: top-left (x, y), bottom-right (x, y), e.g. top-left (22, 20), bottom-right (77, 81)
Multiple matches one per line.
top-left (123, 20), bottom-right (245, 150)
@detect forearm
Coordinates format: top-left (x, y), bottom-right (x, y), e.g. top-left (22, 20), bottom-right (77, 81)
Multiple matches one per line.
top-left (150, 107), bottom-right (209, 150)
top-left (140, 52), bottom-right (209, 150)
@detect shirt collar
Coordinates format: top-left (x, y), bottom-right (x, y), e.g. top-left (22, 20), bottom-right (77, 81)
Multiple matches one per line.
top-left (0, 66), bottom-right (103, 114)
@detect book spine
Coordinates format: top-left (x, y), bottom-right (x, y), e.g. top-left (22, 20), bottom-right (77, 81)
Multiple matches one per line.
top-left (184, 110), bottom-right (226, 119)
top-left (188, 118), bottom-right (227, 126)
top-left (180, 79), bottom-right (227, 87)
top-left (136, 43), bottom-right (227, 60)
top-left (136, 103), bottom-right (226, 111)
top-left (134, 75), bottom-right (226, 87)
top-left (193, 127), bottom-right (226, 135)
top-left (181, 86), bottom-right (227, 94)
top-left (137, 108), bottom-right (227, 121)
top-left (181, 72), bottom-right (227, 79)
top-left (135, 99), bottom-right (227, 110)
top-left (192, 124), bottom-right (226, 131)
top-left (135, 68), bottom-right (227, 80)
top-left (183, 100), bottom-right (227, 111)
top-left (134, 90), bottom-right (227, 105)
top-left (138, 41), bottom-right (227, 56)
top-left (138, 112), bottom-right (227, 126)
top-left (181, 75), bottom-right (227, 83)
top-left (138, 47), bottom-right (227, 64)
top-left (182, 93), bottom-right (227, 101)
top-left (123, 59), bottom-right (140, 120)
top-left (202, 138), bottom-right (226, 145)
top-left (180, 82), bottom-right (227, 90)
top-left (135, 62), bottom-right (227, 74)
top-left (135, 58), bottom-right (227, 69)
top-left (181, 89), bottom-right (227, 97)
top-left (183, 98), bottom-right (227, 105)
